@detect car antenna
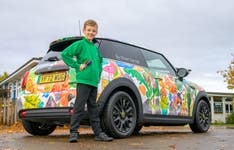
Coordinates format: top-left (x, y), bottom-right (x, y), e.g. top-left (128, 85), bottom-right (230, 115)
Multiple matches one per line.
top-left (78, 20), bottom-right (81, 37)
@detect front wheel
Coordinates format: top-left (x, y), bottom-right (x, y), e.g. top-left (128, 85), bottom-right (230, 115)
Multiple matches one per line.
top-left (22, 120), bottom-right (56, 136)
top-left (101, 91), bottom-right (137, 138)
top-left (132, 124), bottom-right (143, 135)
top-left (189, 100), bottom-right (211, 133)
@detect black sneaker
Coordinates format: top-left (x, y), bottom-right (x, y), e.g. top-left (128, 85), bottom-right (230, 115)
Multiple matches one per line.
top-left (69, 132), bottom-right (79, 143)
top-left (95, 132), bottom-right (113, 142)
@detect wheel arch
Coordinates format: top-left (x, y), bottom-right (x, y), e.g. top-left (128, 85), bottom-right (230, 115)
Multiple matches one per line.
top-left (192, 91), bottom-right (211, 122)
top-left (98, 77), bottom-right (144, 125)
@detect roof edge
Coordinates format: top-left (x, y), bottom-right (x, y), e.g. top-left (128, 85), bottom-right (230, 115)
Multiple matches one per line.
top-left (0, 57), bottom-right (42, 85)
top-left (207, 91), bottom-right (234, 97)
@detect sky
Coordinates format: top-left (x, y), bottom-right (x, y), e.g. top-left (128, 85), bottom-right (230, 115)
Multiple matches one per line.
top-left (0, 0), bottom-right (233, 93)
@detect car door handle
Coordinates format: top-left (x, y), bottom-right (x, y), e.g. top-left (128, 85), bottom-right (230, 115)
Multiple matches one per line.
top-left (154, 77), bottom-right (163, 80)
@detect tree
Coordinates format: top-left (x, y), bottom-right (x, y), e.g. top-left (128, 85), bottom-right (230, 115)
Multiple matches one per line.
top-left (0, 72), bottom-right (9, 82)
top-left (218, 54), bottom-right (234, 89)
top-left (0, 72), bottom-right (9, 97)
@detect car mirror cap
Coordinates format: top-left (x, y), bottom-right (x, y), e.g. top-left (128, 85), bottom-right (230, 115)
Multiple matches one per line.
top-left (177, 68), bottom-right (190, 78)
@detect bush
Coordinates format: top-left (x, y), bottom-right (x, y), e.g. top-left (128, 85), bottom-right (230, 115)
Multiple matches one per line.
top-left (226, 112), bottom-right (234, 124)
top-left (212, 120), bottom-right (225, 125)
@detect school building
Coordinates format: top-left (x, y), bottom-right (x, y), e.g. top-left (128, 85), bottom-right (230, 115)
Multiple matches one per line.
top-left (0, 58), bottom-right (234, 123)
top-left (208, 92), bottom-right (234, 123)
top-left (0, 58), bottom-right (41, 100)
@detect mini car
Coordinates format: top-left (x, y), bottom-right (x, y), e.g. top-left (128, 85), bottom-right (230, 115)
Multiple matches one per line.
top-left (19, 37), bottom-right (211, 137)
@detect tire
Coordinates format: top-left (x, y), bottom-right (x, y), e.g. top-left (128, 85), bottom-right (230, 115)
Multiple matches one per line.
top-left (101, 91), bottom-right (137, 138)
top-left (22, 120), bottom-right (56, 136)
top-left (189, 100), bottom-right (211, 133)
top-left (132, 125), bottom-right (143, 135)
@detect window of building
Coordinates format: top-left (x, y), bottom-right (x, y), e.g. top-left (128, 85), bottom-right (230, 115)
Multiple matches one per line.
top-left (214, 101), bottom-right (223, 113)
top-left (9, 83), bottom-right (13, 99)
top-left (13, 81), bottom-right (16, 100)
top-left (225, 103), bottom-right (233, 114)
top-left (17, 79), bottom-right (21, 99)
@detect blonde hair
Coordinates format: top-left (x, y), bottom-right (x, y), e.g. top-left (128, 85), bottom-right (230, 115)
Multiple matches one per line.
top-left (83, 19), bottom-right (98, 29)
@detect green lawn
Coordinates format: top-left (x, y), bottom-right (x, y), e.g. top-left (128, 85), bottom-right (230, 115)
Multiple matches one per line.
top-left (211, 123), bottom-right (234, 127)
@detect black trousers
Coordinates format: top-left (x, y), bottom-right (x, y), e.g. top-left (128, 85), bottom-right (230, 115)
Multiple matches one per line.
top-left (70, 83), bottom-right (102, 136)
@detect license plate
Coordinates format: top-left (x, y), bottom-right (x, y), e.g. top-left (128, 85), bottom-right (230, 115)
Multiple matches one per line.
top-left (39, 72), bottom-right (66, 84)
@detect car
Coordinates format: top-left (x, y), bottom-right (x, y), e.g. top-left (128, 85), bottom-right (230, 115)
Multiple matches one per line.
top-left (18, 36), bottom-right (211, 137)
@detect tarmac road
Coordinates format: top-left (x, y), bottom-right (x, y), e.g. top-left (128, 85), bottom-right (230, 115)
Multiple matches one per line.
top-left (0, 126), bottom-right (233, 150)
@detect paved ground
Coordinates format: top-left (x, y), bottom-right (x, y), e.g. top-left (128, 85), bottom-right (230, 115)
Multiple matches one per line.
top-left (0, 126), bottom-right (233, 150)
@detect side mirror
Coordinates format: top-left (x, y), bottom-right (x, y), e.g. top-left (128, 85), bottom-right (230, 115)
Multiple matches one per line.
top-left (177, 68), bottom-right (191, 81)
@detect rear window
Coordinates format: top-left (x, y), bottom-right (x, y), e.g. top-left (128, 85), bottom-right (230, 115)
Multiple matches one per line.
top-left (40, 38), bottom-right (101, 64)
top-left (40, 51), bottom-right (62, 61)
top-left (49, 38), bottom-right (100, 52)
top-left (49, 39), bottom-right (81, 52)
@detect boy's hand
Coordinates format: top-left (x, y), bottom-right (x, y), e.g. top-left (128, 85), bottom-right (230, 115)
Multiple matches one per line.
top-left (79, 64), bottom-right (86, 71)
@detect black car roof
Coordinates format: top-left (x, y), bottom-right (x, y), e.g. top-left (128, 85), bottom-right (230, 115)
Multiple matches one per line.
top-left (48, 36), bottom-right (177, 73)
top-left (49, 36), bottom-right (159, 55)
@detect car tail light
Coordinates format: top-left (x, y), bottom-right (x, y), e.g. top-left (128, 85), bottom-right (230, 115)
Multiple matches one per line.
top-left (69, 109), bottom-right (74, 115)
top-left (21, 71), bottom-right (29, 90)
top-left (20, 111), bottom-right (27, 117)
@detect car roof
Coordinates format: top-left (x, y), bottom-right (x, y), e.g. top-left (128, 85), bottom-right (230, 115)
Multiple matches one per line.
top-left (48, 36), bottom-right (177, 73)
top-left (48, 36), bottom-right (160, 55)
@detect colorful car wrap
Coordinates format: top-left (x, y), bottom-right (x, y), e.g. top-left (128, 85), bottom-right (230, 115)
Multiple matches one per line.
top-left (19, 57), bottom-right (204, 117)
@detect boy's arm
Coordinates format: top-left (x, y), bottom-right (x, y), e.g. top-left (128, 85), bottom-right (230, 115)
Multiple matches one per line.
top-left (61, 42), bottom-right (81, 69)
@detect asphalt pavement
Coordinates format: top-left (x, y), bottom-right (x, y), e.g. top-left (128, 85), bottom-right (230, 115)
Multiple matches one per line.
top-left (0, 126), bottom-right (233, 150)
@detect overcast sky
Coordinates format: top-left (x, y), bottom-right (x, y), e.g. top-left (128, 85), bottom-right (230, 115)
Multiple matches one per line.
top-left (0, 0), bottom-right (233, 93)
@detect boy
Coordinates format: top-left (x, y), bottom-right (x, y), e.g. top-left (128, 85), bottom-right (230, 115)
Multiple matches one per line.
top-left (61, 19), bottom-right (113, 143)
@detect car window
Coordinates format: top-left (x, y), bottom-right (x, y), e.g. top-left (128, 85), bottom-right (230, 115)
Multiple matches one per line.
top-left (49, 38), bottom-right (100, 52)
top-left (141, 50), bottom-right (176, 75)
top-left (40, 39), bottom-right (101, 64)
top-left (93, 39), bottom-right (101, 48)
top-left (99, 40), bottom-right (147, 66)
top-left (38, 51), bottom-right (62, 64)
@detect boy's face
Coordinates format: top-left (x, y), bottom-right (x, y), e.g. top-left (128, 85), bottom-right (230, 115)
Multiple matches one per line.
top-left (83, 25), bottom-right (98, 41)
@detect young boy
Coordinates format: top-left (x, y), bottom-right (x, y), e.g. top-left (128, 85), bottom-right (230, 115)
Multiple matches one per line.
top-left (61, 19), bottom-right (113, 143)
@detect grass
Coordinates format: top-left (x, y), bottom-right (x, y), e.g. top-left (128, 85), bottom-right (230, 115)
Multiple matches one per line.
top-left (211, 123), bottom-right (234, 127)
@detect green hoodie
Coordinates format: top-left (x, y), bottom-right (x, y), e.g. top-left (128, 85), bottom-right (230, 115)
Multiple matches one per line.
top-left (61, 37), bottom-right (103, 87)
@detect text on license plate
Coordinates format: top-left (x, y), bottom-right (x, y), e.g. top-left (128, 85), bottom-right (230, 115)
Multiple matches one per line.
top-left (39, 72), bottom-right (66, 84)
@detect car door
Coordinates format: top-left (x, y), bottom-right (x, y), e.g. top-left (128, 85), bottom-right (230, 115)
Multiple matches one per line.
top-left (141, 50), bottom-right (190, 117)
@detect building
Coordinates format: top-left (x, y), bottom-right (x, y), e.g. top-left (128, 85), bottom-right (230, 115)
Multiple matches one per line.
top-left (208, 92), bottom-right (234, 123)
top-left (0, 58), bottom-right (234, 123)
top-left (0, 58), bottom-right (41, 100)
